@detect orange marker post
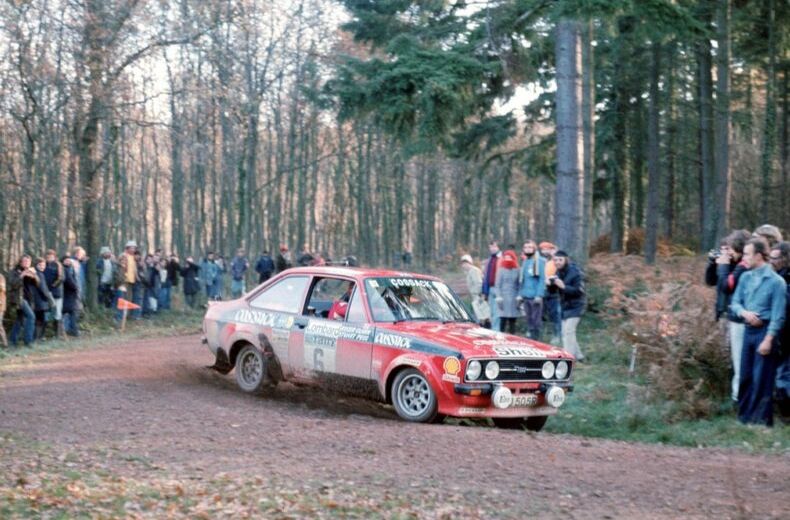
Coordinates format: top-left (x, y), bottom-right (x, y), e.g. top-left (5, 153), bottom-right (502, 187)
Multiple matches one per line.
top-left (116, 298), bottom-right (141, 332)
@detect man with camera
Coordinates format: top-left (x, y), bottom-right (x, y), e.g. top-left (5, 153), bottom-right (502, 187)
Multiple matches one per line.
top-left (704, 229), bottom-right (751, 401)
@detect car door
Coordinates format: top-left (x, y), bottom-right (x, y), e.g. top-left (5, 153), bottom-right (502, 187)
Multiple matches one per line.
top-left (247, 275), bottom-right (310, 378)
top-left (296, 277), bottom-right (373, 380)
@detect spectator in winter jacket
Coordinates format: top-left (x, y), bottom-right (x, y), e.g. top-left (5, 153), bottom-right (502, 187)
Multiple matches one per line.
top-left (769, 242), bottom-right (790, 424)
top-left (96, 246), bottom-right (115, 308)
top-left (142, 253), bottom-right (161, 315)
top-left (0, 273), bottom-right (7, 348)
top-left (201, 252), bottom-right (221, 301)
top-left (552, 250), bottom-right (586, 361)
top-left (482, 241), bottom-right (503, 331)
top-left (61, 256), bottom-right (80, 337)
top-left (255, 251), bottom-right (275, 284)
top-left (275, 245), bottom-right (292, 273)
top-left (539, 242), bottom-right (562, 344)
top-left (230, 249), bottom-right (250, 298)
top-left (518, 240), bottom-right (546, 340)
top-left (461, 254), bottom-right (488, 326)
top-left (71, 246), bottom-right (88, 302)
top-left (32, 258), bottom-right (54, 340)
top-left (704, 229), bottom-right (751, 401)
top-left (181, 257), bottom-right (201, 308)
top-left (8, 255), bottom-right (39, 346)
top-left (296, 245), bottom-right (314, 267)
top-left (495, 250), bottom-right (521, 334)
top-left (731, 237), bottom-right (787, 426)
top-left (44, 249), bottom-right (64, 338)
top-left (159, 254), bottom-right (180, 311)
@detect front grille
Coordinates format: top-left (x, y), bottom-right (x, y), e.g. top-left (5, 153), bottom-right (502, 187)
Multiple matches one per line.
top-left (465, 359), bottom-right (572, 383)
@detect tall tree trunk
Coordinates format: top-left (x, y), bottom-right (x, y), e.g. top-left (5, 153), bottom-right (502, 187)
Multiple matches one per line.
top-left (697, 34), bottom-right (717, 250)
top-left (580, 19), bottom-right (595, 264)
top-left (645, 42), bottom-right (662, 264)
top-left (554, 19), bottom-right (585, 261)
top-left (759, 0), bottom-right (776, 222)
top-left (610, 17), bottom-right (633, 253)
top-left (714, 0), bottom-right (731, 238)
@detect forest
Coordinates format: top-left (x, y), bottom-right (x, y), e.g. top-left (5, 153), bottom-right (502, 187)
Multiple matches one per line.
top-left (0, 0), bottom-right (788, 306)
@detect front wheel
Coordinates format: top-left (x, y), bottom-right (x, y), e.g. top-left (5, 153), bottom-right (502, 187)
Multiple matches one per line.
top-left (492, 415), bottom-right (548, 432)
top-left (235, 344), bottom-right (273, 395)
top-left (391, 368), bottom-right (439, 423)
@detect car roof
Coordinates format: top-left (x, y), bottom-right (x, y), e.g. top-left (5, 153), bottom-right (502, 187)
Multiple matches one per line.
top-left (281, 266), bottom-right (441, 281)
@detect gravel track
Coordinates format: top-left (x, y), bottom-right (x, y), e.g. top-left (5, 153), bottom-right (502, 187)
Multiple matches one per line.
top-left (1, 334), bottom-right (788, 518)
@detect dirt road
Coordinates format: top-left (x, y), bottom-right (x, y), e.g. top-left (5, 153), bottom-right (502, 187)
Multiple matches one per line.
top-left (1, 335), bottom-right (788, 518)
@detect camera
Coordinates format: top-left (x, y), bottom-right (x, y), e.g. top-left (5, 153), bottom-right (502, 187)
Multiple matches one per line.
top-left (708, 249), bottom-right (721, 260)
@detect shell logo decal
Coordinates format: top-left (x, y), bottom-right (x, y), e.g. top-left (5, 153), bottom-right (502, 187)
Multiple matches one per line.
top-left (443, 357), bottom-right (461, 376)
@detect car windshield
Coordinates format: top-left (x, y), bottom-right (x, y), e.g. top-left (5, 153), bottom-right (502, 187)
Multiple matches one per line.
top-left (364, 277), bottom-right (474, 323)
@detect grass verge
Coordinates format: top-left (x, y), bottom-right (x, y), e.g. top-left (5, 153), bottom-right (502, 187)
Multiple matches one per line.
top-left (544, 315), bottom-right (790, 453)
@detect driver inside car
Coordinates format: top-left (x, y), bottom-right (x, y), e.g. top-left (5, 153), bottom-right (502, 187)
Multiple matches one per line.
top-left (328, 282), bottom-right (354, 321)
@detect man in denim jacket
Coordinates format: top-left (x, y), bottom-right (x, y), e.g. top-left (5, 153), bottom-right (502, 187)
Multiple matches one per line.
top-left (731, 237), bottom-right (787, 426)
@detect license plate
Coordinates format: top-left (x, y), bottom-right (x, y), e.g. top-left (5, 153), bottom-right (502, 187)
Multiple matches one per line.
top-left (510, 394), bottom-right (538, 407)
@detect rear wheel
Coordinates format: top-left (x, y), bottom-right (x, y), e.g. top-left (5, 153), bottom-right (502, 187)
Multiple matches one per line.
top-left (391, 368), bottom-right (439, 423)
top-left (235, 344), bottom-right (272, 395)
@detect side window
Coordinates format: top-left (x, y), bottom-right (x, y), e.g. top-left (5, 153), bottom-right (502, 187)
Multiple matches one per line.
top-left (249, 276), bottom-right (308, 314)
top-left (304, 277), bottom-right (355, 320)
top-left (345, 288), bottom-right (368, 323)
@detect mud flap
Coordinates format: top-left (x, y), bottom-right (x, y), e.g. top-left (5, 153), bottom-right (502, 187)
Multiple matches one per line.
top-left (208, 348), bottom-right (233, 374)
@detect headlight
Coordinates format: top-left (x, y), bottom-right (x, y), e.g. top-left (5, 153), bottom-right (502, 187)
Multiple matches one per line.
top-left (541, 361), bottom-right (555, 379)
top-left (466, 360), bottom-right (481, 381)
top-left (485, 361), bottom-right (500, 380)
top-left (555, 361), bottom-right (569, 379)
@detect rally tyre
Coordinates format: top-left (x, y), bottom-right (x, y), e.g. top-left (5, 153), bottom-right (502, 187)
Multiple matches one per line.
top-left (391, 368), bottom-right (439, 423)
top-left (525, 415), bottom-right (548, 432)
top-left (235, 344), bottom-right (270, 395)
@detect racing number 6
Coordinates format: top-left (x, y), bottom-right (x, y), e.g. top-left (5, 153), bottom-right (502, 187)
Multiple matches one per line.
top-left (313, 348), bottom-right (324, 371)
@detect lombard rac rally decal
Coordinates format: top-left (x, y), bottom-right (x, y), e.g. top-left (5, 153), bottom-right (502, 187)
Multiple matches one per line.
top-left (374, 332), bottom-right (411, 349)
top-left (442, 356), bottom-right (461, 383)
top-left (303, 320), bottom-right (373, 372)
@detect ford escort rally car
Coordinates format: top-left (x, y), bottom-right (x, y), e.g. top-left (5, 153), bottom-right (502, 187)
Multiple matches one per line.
top-left (202, 266), bottom-right (574, 430)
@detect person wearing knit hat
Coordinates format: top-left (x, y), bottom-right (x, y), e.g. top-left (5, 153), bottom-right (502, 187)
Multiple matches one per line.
top-left (519, 240), bottom-right (546, 341)
top-left (495, 250), bottom-right (522, 334)
top-left (460, 254), bottom-right (489, 325)
top-left (551, 250), bottom-right (586, 361)
top-left (97, 246), bottom-right (115, 308)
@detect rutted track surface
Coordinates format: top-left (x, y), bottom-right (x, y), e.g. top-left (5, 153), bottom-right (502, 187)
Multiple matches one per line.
top-left (1, 335), bottom-right (788, 518)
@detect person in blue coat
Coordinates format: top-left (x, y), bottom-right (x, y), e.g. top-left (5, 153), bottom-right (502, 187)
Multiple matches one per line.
top-left (731, 237), bottom-right (787, 426)
top-left (518, 240), bottom-right (546, 340)
top-left (255, 250), bottom-right (275, 284)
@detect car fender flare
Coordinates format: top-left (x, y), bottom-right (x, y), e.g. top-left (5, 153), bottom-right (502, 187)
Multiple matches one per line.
top-left (381, 353), bottom-right (449, 404)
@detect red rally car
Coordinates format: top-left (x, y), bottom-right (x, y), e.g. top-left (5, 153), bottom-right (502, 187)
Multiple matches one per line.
top-left (202, 267), bottom-right (574, 431)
